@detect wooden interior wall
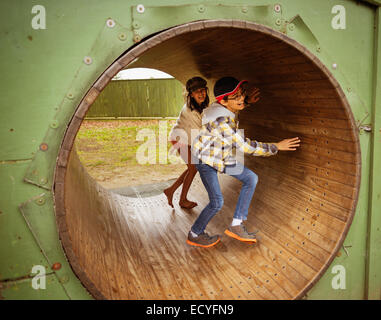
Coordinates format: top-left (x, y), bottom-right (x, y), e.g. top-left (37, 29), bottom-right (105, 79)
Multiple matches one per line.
top-left (55, 22), bottom-right (360, 300)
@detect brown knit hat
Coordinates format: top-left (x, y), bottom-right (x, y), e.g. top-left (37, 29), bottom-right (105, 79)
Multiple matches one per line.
top-left (186, 77), bottom-right (207, 93)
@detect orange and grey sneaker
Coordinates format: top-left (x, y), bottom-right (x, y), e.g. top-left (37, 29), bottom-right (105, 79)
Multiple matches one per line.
top-left (224, 223), bottom-right (257, 243)
top-left (186, 231), bottom-right (221, 248)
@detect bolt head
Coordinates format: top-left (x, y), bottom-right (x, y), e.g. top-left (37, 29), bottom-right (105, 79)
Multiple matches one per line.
top-left (39, 143), bottom-right (48, 151)
top-left (52, 262), bottom-right (62, 271)
top-left (36, 197), bottom-right (46, 206)
top-left (118, 33), bottom-right (127, 41)
top-left (136, 4), bottom-right (145, 13)
top-left (83, 56), bottom-right (92, 65)
top-left (106, 19), bottom-right (115, 28)
top-left (50, 120), bottom-right (59, 129)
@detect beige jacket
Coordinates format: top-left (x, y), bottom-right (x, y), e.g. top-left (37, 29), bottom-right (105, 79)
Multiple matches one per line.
top-left (169, 104), bottom-right (202, 145)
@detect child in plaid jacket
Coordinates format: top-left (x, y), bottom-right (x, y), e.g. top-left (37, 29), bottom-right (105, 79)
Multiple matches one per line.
top-left (187, 77), bottom-right (300, 248)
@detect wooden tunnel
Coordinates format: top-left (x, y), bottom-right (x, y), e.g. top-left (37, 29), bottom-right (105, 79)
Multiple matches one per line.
top-left (54, 21), bottom-right (361, 299)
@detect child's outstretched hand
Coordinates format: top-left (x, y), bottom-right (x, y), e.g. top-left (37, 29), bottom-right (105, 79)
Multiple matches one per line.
top-left (245, 87), bottom-right (261, 104)
top-left (275, 137), bottom-right (301, 151)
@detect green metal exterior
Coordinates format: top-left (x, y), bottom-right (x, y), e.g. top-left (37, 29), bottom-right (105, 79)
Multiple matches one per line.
top-left (366, 7), bottom-right (381, 300)
top-left (0, 0), bottom-right (380, 299)
top-left (86, 79), bottom-right (184, 118)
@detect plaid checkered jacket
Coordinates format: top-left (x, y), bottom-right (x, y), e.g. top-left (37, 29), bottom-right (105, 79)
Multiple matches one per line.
top-left (192, 103), bottom-right (278, 173)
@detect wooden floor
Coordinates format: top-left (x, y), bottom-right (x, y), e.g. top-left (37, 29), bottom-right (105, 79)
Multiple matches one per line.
top-left (62, 146), bottom-right (357, 299)
top-left (55, 22), bottom-right (361, 300)
top-left (64, 155), bottom-right (304, 300)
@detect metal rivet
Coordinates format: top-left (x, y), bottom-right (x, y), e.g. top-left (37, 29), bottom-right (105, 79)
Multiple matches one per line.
top-left (316, 46), bottom-right (321, 52)
top-left (106, 19), bottom-right (115, 28)
top-left (275, 19), bottom-right (282, 26)
top-left (52, 262), bottom-right (62, 270)
top-left (332, 63), bottom-right (337, 69)
top-left (36, 197), bottom-right (45, 206)
top-left (83, 56), bottom-right (92, 65)
top-left (274, 4), bottom-right (281, 12)
top-left (66, 92), bottom-right (74, 99)
top-left (118, 32), bottom-right (127, 41)
top-left (288, 23), bottom-right (295, 31)
top-left (39, 177), bottom-right (47, 185)
top-left (136, 4), bottom-right (145, 13)
top-left (241, 6), bottom-right (248, 13)
top-left (50, 120), bottom-right (59, 129)
top-left (39, 143), bottom-right (48, 151)
top-left (133, 34), bottom-right (141, 43)
top-left (347, 87), bottom-right (352, 92)
top-left (198, 5), bottom-right (205, 13)
top-left (133, 21), bottom-right (140, 29)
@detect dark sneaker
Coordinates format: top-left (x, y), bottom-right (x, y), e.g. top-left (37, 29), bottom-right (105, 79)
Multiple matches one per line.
top-left (186, 231), bottom-right (220, 248)
top-left (224, 223), bottom-right (257, 243)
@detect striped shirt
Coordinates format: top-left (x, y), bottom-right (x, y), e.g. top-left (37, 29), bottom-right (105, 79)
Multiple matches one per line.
top-left (192, 103), bottom-right (278, 173)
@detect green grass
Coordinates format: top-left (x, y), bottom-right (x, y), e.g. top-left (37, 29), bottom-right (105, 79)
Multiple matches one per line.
top-left (74, 119), bottom-right (185, 186)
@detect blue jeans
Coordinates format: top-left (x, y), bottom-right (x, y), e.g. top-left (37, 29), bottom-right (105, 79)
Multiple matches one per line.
top-left (191, 162), bottom-right (258, 235)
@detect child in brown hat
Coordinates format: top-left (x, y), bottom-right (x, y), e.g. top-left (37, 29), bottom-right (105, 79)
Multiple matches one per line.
top-left (164, 76), bottom-right (210, 209)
